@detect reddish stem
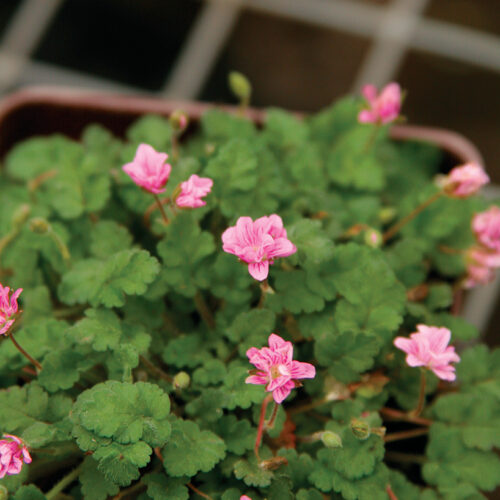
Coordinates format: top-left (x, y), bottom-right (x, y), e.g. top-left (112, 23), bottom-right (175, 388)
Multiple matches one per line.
top-left (266, 402), bottom-right (279, 429)
top-left (254, 394), bottom-right (273, 461)
top-left (384, 427), bottom-right (429, 443)
top-left (9, 332), bottom-right (42, 371)
top-left (144, 196), bottom-right (171, 226)
top-left (153, 193), bottom-right (170, 225)
top-left (187, 483), bottom-right (212, 500)
top-left (411, 369), bottom-right (427, 418)
top-left (386, 484), bottom-right (399, 500)
top-left (380, 407), bottom-right (432, 427)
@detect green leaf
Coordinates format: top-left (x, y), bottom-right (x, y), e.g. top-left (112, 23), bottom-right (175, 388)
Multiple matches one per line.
top-left (161, 419), bottom-right (226, 477)
top-left (80, 456), bottom-right (120, 500)
top-left (70, 308), bottom-right (122, 351)
top-left (193, 359), bottom-right (227, 386)
top-left (226, 309), bottom-right (276, 355)
top-left (143, 473), bottom-right (189, 500)
top-left (157, 212), bottom-right (215, 297)
top-left (432, 393), bottom-right (500, 451)
top-left (233, 457), bottom-right (273, 487)
top-left (89, 220), bottom-right (133, 259)
top-left (126, 115), bottom-right (172, 150)
top-left (59, 249), bottom-right (160, 307)
top-left (263, 108), bottom-right (309, 151)
top-left (213, 416), bottom-right (255, 455)
top-left (223, 363), bottom-right (264, 410)
top-left (201, 110), bottom-right (256, 142)
top-left (37, 348), bottom-right (88, 392)
top-left (315, 331), bottom-right (381, 383)
top-left (423, 423), bottom-right (500, 492)
top-left (13, 485), bottom-right (46, 500)
top-left (287, 219), bottom-right (335, 269)
top-left (163, 334), bottom-right (210, 369)
top-left (330, 244), bottom-right (406, 341)
top-left (74, 381), bottom-right (170, 446)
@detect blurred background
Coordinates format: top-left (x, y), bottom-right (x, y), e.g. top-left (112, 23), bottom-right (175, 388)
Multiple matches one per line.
top-left (0, 0), bottom-right (499, 347)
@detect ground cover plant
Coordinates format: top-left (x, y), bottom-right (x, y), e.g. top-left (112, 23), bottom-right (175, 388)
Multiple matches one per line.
top-left (0, 79), bottom-right (500, 500)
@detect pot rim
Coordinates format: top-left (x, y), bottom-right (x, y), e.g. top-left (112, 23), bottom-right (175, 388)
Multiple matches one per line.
top-left (0, 85), bottom-right (485, 167)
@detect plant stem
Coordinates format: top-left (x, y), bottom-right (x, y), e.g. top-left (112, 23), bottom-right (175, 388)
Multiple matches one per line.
top-left (379, 407), bottom-right (432, 427)
top-left (9, 331), bottom-right (42, 371)
top-left (384, 427), bottom-right (429, 443)
top-left (153, 193), bottom-right (169, 225)
top-left (254, 394), bottom-right (273, 462)
top-left (49, 229), bottom-right (71, 263)
top-left (194, 291), bottom-right (215, 329)
top-left (382, 190), bottom-right (443, 243)
top-left (386, 484), bottom-right (399, 500)
top-left (139, 355), bottom-right (173, 383)
top-left (45, 463), bottom-right (83, 500)
top-left (363, 125), bottom-right (380, 153)
top-left (411, 369), bottom-right (427, 418)
top-left (187, 482), bottom-right (213, 500)
top-left (113, 481), bottom-right (146, 500)
top-left (385, 451), bottom-right (427, 465)
top-left (265, 401), bottom-right (279, 429)
top-left (289, 397), bottom-right (330, 415)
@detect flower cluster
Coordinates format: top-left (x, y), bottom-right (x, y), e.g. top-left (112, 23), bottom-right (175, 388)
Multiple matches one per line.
top-left (0, 284), bottom-right (22, 335)
top-left (464, 206), bottom-right (500, 288)
top-left (394, 325), bottom-right (460, 381)
top-left (246, 333), bottom-right (316, 403)
top-left (0, 434), bottom-right (31, 479)
top-left (358, 82), bottom-right (402, 125)
top-left (122, 144), bottom-right (212, 208)
top-left (222, 215), bottom-right (297, 280)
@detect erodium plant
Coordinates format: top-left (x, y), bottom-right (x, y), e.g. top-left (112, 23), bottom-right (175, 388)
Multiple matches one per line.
top-left (0, 84), bottom-right (499, 500)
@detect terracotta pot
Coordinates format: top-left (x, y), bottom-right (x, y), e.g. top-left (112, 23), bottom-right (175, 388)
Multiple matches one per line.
top-left (0, 86), bottom-right (484, 167)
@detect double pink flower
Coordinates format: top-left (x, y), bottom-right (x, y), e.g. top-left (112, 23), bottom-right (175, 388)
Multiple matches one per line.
top-left (222, 215), bottom-right (297, 281)
top-left (175, 174), bottom-right (213, 208)
top-left (0, 434), bottom-right (31, 478)
top-left (394, 325), bottom-right (460, 381)
top-left (246, 333), bottom-right (316, 403)
top-left (441, 162), bottom-right (489, 198)
top-left (122, 143), bottom-right (172, 194)
top-left (0, 284), bottom-right (22, 335)
top-left (473, 206), bottom-right (500, 252)
top-left (358, 82), bottom-right (402, 125)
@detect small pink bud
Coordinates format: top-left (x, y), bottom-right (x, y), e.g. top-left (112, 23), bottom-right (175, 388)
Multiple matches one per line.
top-left (0, 434), bottom-right (31, 479)
top-left (175, 175), bottom-right (213, 208)
top-left (463, 247), bottom-right (500, 289)
top-left (240, 496), bottom-right (252, 500)
top-left (246, 333), bottom-right (315, 404)
top-left (0, 284), bottom-right (22, 335)
top-left (358, 82), bottom-right (402, 125)
top-left (472, 206), bottom-right (500, 252)
top-left (394, 325), bottom-right (460, 381)
top-left (122, 143), bottom-right (172, 194)
top-left (222, 215), bottom-right (297, 281)
top-left (441, 163), bottom-right (489, 198)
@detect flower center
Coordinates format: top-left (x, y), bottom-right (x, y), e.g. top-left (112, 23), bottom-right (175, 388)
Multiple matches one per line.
top-left (270, 364), bottom-right (290, 379)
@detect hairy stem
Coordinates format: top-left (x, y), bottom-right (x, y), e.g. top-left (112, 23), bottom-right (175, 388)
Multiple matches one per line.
top-left (187, 483), bottom-right (213, 500)
top-left (254, 394), bottom-right (273, 462)
top-left (384, 427), bottom-right (429, 443)
top-left (385, 451), bottom-right (427, 465)
top-left (411, 369), bottom-right (427, 418)
top-left (9, 331), bottom-right (42, 371)
top-left (380, 407), bottom-right (432, 427)
top-left (139, 355), bottom-right (173, 383)
top-left (265, 401), bottom-right (279, 429)
top-left (153, 193), bottom-right (170, 225)
top-left (45, 463), bottom-right (83, 500)
top-left (194, 291), bottom-right (215, 330)
top-left (383, 190), bottom-right (442, 243)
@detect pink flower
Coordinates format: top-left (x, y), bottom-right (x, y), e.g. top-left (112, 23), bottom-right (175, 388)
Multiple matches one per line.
top-left (240, 496), bottom-right (252, 500)
top-left (441, 163), bottom-right (489, 198)
top-left (0, 284), bottom-right (22, 335)
top-left (0, 434), bottom-right (32, 479)
top-left (463, 247), bottom-right (500, 288)
top-left (472, 206), bottom-right (500, 252)
top-left (394, 325), bottom-right (460, 381)
top-left (358, 82), bottom-right (402, 124)
top-left (222, 215), bottom-right (297, 281)
top-left (175, 175), bottom-right (213, 208)
top-left (246, 333), bottom-right (316, 403)
top-left (122, 143), bottom-right (172, 194)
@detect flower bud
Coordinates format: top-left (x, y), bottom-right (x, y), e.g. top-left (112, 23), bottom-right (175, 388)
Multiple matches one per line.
top-left (170, 110), bottom-right (189, 133)
top-left (364, 228), bottom-right (382, 248)
top-left (0, 485), bottom-right (7, 500)
top-left (173, 371), bottom-right (190, 390)
top-left (378, 206), bottom-right (396, 224)
top-left (11, 204), bottom-right (31, 226)
top-left (321, 430), bottom-right (343, 449)
top-left (259, 456), bottom-right (288, 471)
top-left (228, 71), bottom-right (252, 102)
top-left (350, 418), bottom-right (370, 440)
top-left (29, 217), bottom-right (50, 234)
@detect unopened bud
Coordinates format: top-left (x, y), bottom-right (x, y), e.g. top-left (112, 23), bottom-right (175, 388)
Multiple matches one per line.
top-left (0, 485), bottom-right (7, 500)
top-left (259, 456), bottom-right (288, 471)
top-left (364, 228), bottom-right (382, 248)
top-left (12, 204), bottom-right (31, 226)
top-left (170, 110), bottom-right (189, 133)
top-left (378, 207), bottom-right (396, 224)
top-left (321, 430), bottom-right (342, 449)
top-left (371, 426), bottom-right (386, 438)
top-left (29, 217), bottom-right (50, 234)
top-left (228, 71), bottom-right (252, 102)
top-left (173, 371), bottom-right (190, 390)
top-left (350, 418), bottom-right (370, 440)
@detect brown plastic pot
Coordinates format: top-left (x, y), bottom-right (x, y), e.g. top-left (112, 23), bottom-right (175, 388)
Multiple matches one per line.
top-left (0, 86), bottom-right (484, 168)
